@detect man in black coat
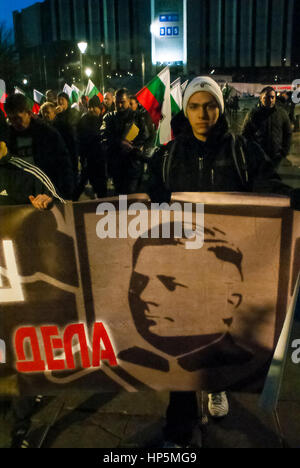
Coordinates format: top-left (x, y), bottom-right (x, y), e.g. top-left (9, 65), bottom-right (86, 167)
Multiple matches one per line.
top-left (4, 93), bottom-right (74, 200)
top-left (101, 88), bottom-right (147, 194)
top-left (55, 92), bottom-right (81, 184)
top-left (0, 108), bottom-right (7, 142)
top-left (242, 86), bottom-right (292, 168)
top-left (75, 95), bottom-right (107, 199)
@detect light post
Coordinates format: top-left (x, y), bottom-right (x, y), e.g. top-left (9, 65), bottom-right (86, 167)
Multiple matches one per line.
top-left (77, 41), bottom-right (88, 84)
top-left (85, 68), bottom-right (93, 79)
top-left (100, 42), bottom-right (105, 95)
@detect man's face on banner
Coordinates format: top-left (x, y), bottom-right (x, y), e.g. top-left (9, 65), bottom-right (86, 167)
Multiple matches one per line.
top-left (129, 231), bottom-right (243, 350)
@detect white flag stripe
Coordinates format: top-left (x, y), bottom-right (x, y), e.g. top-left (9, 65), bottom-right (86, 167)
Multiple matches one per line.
top-left (63, 83), bottom-right (73, 98)
top-left (33, 89), bottom-right (44, 104)
top-left (171, 79), bottom-right (183, 111)
top-left (158, 67), bottom-right (172, 145)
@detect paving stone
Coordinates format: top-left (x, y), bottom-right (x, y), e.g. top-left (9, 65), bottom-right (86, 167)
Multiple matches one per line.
top-left (277, 402), bottom-right (300, 448)
top-left (62, 391), bottom-right (169, 417)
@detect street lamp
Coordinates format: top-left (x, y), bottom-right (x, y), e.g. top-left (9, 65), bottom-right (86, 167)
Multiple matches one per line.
top-left (77, 41), bottom-right (88, 83)
top-left (85, 67), bottom-right (93, 78)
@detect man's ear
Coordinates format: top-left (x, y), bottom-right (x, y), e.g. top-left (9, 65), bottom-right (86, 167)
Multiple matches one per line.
top-left (227, 293), bottom-right (243, 308)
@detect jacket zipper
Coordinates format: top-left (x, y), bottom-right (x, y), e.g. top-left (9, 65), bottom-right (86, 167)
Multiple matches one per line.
top-left (198, 156), bottom-right (204, 189)
top-left (211, 168), bottom-right (215, 187)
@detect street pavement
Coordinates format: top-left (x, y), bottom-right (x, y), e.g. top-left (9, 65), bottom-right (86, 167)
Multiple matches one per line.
top-left (0, 127), bottom-right (299, 449)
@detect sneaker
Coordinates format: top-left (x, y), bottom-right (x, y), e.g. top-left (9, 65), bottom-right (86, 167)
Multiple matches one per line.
top-left (10, 426), bottom-right (31, 448)
top-left (162, 425), bottom-right (202, 449)
top-left (208, 391), bottom-right (229, 418)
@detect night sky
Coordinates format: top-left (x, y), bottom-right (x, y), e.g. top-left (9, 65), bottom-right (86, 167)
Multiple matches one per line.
top-left (0, 0), bottom-right (39, 31)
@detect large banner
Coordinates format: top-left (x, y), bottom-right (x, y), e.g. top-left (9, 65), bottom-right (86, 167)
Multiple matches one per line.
top-left (0, 193), bottom-right (299, 395)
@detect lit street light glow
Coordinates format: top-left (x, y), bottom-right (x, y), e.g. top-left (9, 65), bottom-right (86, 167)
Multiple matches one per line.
top-left (77, 42), bottom-right (88, 54)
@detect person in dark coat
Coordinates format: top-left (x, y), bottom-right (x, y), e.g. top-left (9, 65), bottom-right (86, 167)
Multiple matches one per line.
top-left (101, 88), bottom-right (148, 194)
top-left (147, 76), bottom-right (298, 448)
top-left (129, 95), bottom-right (156, 150)
top-left (0, 143), bottom-right (65, 207)
top-left (55, 92), bottom-right (81, 184)
top-left (0, 108), bottom-right (8, 142)
top-left (75, 95), bottom-right (107, 199)
top-left (4, 93), bottom-right (74, 200)
top-left (242, 86), bottom-right (292, 169)
top-left (0, 132), bottom-right (66, 448)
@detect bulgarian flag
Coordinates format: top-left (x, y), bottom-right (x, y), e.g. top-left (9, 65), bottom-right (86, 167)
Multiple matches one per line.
top-left (181, 80), bottom-right (188, 94)
top-left (170, 78), bottom-right (182, 116)
top-left (0, 79), bottom-right (7, 117)
top-left (63, 83), bottom-right (74, 103)
top-left (33, 89), bottom-right (45, 114)
top-left (136, 66), bottom-right (172, 145)
top-left (14, 87), bottom-right (38, 114)
top-left (85, 79), bottom-right (103, 102)
top-left (71, 84), bottom-right (81, 104)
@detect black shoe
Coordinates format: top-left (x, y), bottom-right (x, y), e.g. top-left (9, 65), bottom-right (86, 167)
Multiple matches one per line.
top-left (162, 425), bottom-right (202, 449)
top-left (10, 423), bottom-right (31, 448)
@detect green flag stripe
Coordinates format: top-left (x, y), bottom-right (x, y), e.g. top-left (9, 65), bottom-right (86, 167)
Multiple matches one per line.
top-left (147, 77), bottom-right (166, 105)
top-left (171, 95), bottom-right (180, 115)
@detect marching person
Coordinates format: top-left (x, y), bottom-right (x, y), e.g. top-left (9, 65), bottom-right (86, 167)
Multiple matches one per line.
top-left (0, 136), bottom-right (66, 448)
top-left (75, 95), bottom-right (107, 200)
top-left (101, 88), bottom-right (147, 195)
top-left (148, 76), bottom-right (297, 448)
top-left (4, 93), bottom-right (74, 200)
top-left (242, 86), bottom-right (292, 169)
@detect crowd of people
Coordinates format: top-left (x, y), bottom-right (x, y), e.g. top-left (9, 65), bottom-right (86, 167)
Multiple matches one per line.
top-left (0, 81), bottom-right (297, 207)
top-left (0, 76), bottom-right (300, 449)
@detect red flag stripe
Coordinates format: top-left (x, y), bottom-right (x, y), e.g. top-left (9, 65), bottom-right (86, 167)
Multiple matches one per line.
top-left (136, 87), bottom-right (161, 127)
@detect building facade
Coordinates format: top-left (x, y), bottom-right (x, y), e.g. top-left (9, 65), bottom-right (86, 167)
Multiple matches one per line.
top-left (13, 0), bottom-right (299, 92)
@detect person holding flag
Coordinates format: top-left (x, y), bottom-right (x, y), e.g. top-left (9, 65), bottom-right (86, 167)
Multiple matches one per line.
top-left (101, 88), bottom-right (147, 195)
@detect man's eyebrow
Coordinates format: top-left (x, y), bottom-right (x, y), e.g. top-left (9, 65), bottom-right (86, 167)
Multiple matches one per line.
top-left (188, 100), bottom-right (216, 106)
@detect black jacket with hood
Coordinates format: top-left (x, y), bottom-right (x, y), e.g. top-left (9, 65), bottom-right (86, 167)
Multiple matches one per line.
top-left (148, 115), bottom-right (292, 203)
top-left (242, 103), bottom-right (292, 163)
top-left (7, 117), bottom-right (74, 200)
top-left (0, 153), bottom-right (65, 206)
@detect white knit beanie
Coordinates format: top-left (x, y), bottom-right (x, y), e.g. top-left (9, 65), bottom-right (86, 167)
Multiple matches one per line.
top-left (183, 76), bottom-right (224, 116)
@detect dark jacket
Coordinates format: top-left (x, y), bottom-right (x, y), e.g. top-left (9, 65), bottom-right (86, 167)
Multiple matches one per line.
top-left (77, 112), bottom-right (103, 158)
top-left (242, 104), bottom-right (292, 162)
top-left (101, 107), bottom-right (148, 155)
top-left (7, 117), bottom-right (74, 199)
top-left (148, 115), bottom-right (291, 203)
top-left (54, 107), bottom-right (80, 174)
top-left (0, 109), bottom-right (8, 143)
top-left (137, 109), bottom-right (156, 150)
top-left (0, 154), bottom-right (65, 206)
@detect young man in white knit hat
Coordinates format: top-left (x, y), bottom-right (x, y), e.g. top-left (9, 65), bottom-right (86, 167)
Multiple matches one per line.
top-left (148, 76), bottom-right (298, 448)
